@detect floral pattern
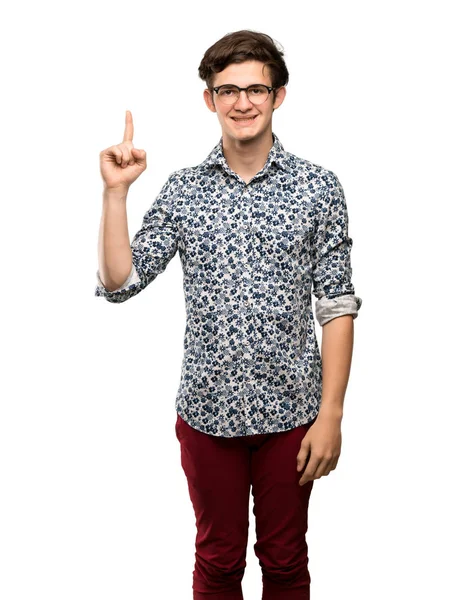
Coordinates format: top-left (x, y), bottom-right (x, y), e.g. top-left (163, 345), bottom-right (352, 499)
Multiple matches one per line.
top-left (95, 133), bottom-right (362, 437)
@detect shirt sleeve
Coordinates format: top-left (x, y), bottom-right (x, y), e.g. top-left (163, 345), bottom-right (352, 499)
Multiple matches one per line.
top-left (311, 170), bottom-right (362, 326)
top-left (95, 171), bottom-right (181, 303)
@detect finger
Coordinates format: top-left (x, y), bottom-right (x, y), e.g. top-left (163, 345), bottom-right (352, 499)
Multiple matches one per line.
top-left (131, 148), bottom-right (146, 163)
top-left (119, 144), bottom-right (131, 167)
top-left (330, 457), bottom-right (339, 471)
top-left (123, 110), bottom-right (134, 143)
top-left (296, 442), bottom-right (311, 471)
top-left (314, 457), bottom-right (333, 479)
top-left (299, 471), bottom-right (314, 486)
top-left (322, 457), bottom-right (336, 476)
top-left (299, 455), bottom-right (320, 485)
top-left (127, 145), bottom-right (136, 165)
top-left (110, 145), bottom-right (123, 165)
top-left (296, 455), bottom-right (307, 472)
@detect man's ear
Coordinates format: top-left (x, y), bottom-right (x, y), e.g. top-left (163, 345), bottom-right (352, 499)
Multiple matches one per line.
top-left (273, 86), bottom-right (287, 110)
top-left (203, 88), bottom-right (217, 113)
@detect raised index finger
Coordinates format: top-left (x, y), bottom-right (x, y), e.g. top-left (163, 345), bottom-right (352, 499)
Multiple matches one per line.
top-left (123, 110), bottom-right (134, 143)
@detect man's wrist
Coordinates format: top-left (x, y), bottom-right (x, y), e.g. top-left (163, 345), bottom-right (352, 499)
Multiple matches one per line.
top-left (103, 185), bottom-right (129, 202)
top-left (316, 404), bottom-right (343, 422)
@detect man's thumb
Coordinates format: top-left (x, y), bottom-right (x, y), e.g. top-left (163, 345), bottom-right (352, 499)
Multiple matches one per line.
top-left (131, 148), bottom-right (146, 157)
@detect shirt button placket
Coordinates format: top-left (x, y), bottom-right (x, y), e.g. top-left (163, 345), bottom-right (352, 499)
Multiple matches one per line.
top-left (238, 184), bottom-right (256, 431)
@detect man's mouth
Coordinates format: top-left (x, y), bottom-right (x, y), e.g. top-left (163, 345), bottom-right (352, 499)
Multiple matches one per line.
top-left (231, 115), bottom-right (258, 124)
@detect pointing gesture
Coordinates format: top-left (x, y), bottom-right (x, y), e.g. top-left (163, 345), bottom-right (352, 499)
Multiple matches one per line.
top-left (99, 110), bottom-right (147, 191)
top-left (123, 109), bottom-right (134, 143)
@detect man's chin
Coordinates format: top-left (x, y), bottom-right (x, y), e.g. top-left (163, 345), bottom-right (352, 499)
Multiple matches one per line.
top-left (225, 125), bottom-right (265, 142)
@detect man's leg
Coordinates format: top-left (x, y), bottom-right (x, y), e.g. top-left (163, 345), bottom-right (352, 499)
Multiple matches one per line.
top-left (176, 412), bottom-right (251, 600)
top-left (251, 419), bottom-right (316, 600)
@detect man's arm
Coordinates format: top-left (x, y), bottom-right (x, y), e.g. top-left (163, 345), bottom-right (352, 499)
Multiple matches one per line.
top-left (296, 170), bottom-right (361, 485)
top-left (317, 314), bottom-right (354, 421)
top-left (98, 186), bottom-right (133, 292)
top-left (95, 172), bottom-right (181, 304)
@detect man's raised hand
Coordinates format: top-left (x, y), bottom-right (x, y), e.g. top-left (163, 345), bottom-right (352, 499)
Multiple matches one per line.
top-left (99, 110), bottom-right (147, 191)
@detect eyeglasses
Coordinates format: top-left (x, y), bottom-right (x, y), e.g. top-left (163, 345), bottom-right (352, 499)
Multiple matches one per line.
top-left (212, 84), bottom-right (275, 105)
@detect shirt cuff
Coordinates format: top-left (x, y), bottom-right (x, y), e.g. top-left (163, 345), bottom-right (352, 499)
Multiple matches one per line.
top-left (96, 264), bottom-right (140, 294)
top-left (314, 294), bottom-right (363, 327)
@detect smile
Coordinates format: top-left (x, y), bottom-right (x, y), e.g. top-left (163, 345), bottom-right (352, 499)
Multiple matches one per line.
top-left (231, 115), bottom-right (258, 124)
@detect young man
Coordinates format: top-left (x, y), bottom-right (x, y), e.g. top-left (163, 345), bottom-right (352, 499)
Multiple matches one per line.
top-left (96, 30), bottom-right (362, 600)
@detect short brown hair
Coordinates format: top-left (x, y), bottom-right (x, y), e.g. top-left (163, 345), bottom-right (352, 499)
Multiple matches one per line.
top-left (198, 30), bottom-right (289, 92)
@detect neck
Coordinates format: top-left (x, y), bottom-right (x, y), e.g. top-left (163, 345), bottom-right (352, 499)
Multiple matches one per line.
top-left (222, 128), bottom-right (274, 179)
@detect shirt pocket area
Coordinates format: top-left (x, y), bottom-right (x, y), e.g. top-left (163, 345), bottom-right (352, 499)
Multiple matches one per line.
top-left (253, 220), bottom-right (313, 264)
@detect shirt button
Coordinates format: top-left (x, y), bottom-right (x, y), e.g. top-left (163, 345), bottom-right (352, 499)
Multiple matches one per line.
top-left (243, 299), bottom-right (250, 306)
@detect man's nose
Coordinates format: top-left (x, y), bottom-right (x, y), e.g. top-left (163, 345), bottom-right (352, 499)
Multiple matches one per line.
top-left (234, 90), bottom-right (253, 110)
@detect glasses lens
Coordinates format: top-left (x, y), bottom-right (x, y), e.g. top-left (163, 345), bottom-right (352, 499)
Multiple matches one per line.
top-left (247, 85), bottom-right (269, 104)
top-left (217, 86), bottom-right (240, 104)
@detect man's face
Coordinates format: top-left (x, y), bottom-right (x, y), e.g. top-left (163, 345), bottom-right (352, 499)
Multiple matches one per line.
top-left (203, 59), bottom-right (286, 142)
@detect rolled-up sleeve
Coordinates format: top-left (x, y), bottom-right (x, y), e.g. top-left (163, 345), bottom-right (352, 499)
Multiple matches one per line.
top-left (311, 170), bottom-right (362, 326)
top-left (95, 171), bottom-right (181, 303)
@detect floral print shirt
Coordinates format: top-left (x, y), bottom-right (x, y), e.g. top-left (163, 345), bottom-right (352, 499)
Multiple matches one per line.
top-left (95, 133), bottom-right (362, 437)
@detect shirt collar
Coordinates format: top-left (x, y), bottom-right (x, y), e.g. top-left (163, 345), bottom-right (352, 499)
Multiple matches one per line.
top-left (199, 132), bottom-right (291, 176)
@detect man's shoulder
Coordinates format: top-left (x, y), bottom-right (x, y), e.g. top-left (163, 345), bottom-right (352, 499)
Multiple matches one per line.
top-left (166, 164), bottom-right (206, 182)
top-left (282, 149), bottom-right (338, 186)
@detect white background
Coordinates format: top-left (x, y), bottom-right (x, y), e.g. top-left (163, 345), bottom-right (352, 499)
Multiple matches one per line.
top-left (1, 0), bottom-right (449, 598)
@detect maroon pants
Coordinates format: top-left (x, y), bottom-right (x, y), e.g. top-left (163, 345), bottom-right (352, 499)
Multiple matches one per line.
top-left (175, 411), bottom-right (317, 599)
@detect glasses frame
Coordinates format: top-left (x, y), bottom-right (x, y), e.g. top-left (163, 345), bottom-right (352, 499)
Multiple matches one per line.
top-left (212, 84), bottom-right (275, 105)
